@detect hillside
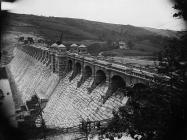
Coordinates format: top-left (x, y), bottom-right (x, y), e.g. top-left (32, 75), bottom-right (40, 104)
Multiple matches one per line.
top-left (2, 12), bottom-right (184, 56)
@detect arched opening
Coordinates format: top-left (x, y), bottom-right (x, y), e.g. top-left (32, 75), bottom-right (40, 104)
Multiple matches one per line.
top-left (84, 66), bottom-right (92, 79)
top-left (67, 60), bottom-right (73, 72)
top-left (111, 75), bottom-right (126, 93)
top-left (75, 62), bottom-right (81, 75)
top-left (95, 70), bottom-right (106, 85)
top-left (77, 65), bottom-right (92, 88)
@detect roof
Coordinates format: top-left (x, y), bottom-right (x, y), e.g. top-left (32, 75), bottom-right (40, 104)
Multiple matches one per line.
top-left (70, 43), bottom-right (78, 47)
top-left (41, 47), bottom-right (48, 51)
top-left (79, 44), bottom-right (87, 48)
top-left (51, 43), bottom-right (58, 48)
top-left (58, 44), bottom-right (66, 48)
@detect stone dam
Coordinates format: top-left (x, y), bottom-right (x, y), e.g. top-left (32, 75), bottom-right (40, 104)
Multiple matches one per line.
top-left (7, 42), bottom-right (168, 128)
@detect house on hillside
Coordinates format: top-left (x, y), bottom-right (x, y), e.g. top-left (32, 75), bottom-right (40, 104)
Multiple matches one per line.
top-left (118, 41), bottom-right (128, 49)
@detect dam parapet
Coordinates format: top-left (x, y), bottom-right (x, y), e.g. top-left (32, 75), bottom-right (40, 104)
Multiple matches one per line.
top-left (18, 42), bottom-right (170, 88)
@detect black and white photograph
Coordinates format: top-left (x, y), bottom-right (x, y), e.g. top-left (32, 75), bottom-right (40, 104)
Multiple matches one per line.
top-left (0, 0), bottom-right (186, 140)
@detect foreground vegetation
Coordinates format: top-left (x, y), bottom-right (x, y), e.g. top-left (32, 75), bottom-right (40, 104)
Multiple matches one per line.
top-left (103, 1), bottom-right (187, 139)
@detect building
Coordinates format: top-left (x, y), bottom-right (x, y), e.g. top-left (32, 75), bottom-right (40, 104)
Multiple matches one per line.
top-left (70, 43), bottom-right (78, 53)
top-left (78, 44), bottom-right (87, 54)
top-left (118, 41), bottom-right (128, 49)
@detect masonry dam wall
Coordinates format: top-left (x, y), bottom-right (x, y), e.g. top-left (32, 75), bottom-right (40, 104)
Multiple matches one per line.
top-left (8, 47), bottom-right (127, 128)
top-left (7, 43), bottom-right (165, 128)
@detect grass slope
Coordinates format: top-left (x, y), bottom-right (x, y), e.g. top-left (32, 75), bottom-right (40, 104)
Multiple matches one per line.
top-left (3, 12), bottom-right (183, 56)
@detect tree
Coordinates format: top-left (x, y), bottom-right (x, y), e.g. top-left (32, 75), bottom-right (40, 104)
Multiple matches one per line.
top-left (157, 38), bottom-right (187, 88)
top-left (157, 0), bottom-right (187, 95)
top-left (127, 40), bottom-right (134, 49)
top-left (156, 2), bottom-right (187, 138)
top-left (172, 0), bottom-right (187, 20)
top-left (104, 83), bottom-right (186, 140)
top-left (104, 1), bottom-right (187, 139)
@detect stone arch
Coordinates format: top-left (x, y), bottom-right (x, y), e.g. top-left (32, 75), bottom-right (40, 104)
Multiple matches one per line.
top-left (75, 62), bottom-right (81, 75)
top-left (95, 70), bottom-right (106, 85)
top-left (111, 75), bottom-right (126, 93)
top-left (84, 65), bottom-right (92, 79)
top-left (67, 59), bottom-right (73, 72)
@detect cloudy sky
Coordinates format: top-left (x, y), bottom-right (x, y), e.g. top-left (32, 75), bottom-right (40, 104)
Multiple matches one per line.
top-left (2, 0), bottom-right (186, 31)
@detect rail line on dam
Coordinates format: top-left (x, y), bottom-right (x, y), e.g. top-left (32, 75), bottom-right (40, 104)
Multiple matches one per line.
top-left (7, 42), bottom-right (169, 130)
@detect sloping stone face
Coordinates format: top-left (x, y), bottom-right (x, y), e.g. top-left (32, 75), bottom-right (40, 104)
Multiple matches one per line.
top-left (8, 44), bottom-right (167, 128)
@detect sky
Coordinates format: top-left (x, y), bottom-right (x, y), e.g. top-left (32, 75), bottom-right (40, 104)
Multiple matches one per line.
top-left (2, 0), bottom-right (186, 31)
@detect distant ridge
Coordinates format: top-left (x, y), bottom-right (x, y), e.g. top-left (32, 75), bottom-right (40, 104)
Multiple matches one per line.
top-left (6, 12), bottom-right (182, 39)
top-left (3, 12), bottom-right (185, 56)
top-left (143, 27), bottom-right (183, 38)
